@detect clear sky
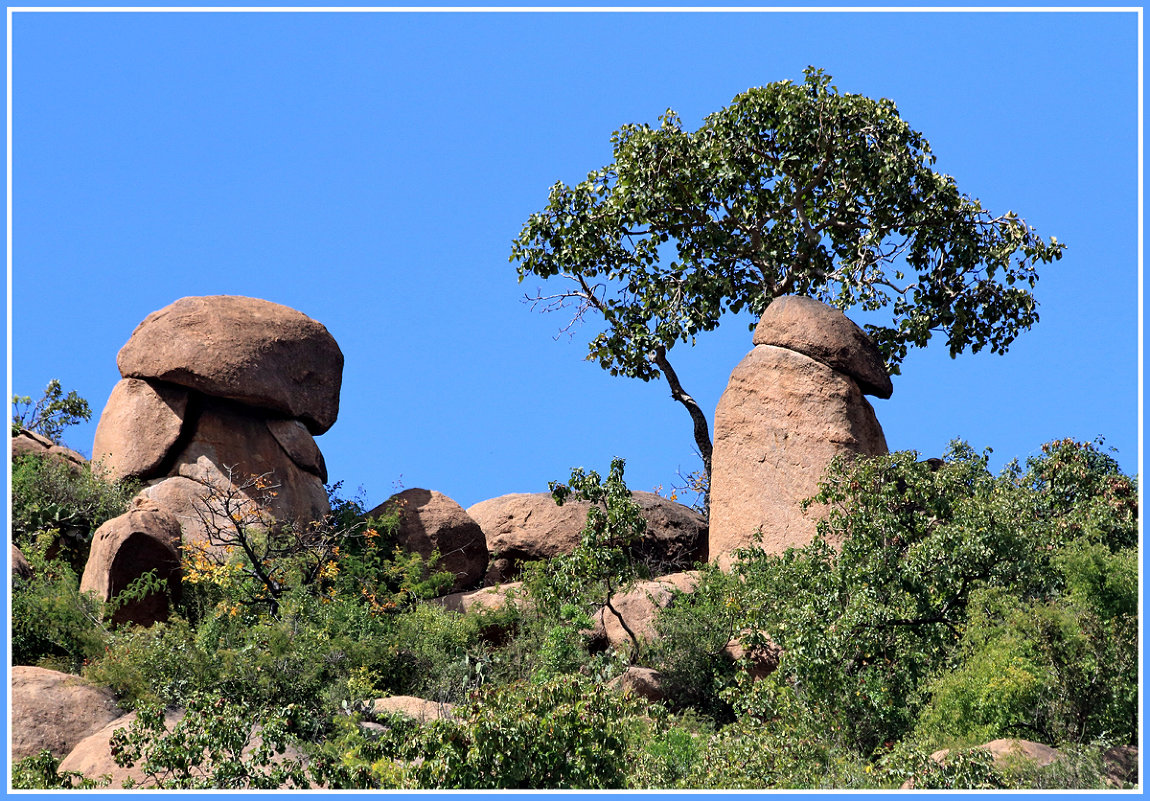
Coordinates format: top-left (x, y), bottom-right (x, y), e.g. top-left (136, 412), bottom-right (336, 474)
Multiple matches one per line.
top-left (9, 8), bottom-right (1141, 513)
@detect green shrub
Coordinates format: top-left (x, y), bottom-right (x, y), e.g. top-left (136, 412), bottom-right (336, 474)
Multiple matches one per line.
top-left (12, 545), bottom-right (109, 671)
top-left (11, 750), bottom-right (108, 789)
top-left (11, 379), bottom-right (91, 444)
top-left (12, 453), bottom-right (140, 570)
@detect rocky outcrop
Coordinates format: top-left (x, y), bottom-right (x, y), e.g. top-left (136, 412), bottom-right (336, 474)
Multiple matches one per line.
top-left (607, 667), bottom-right (664, 702)
top-left (12, 428), bottom-right (87, 470)
top-left (117, 295), bottom-right (343, 434)
top-left (11, 666), bottom-right (122, 761)
top-left (91, 378), bottom-right (189, 482)
top-left (709, 298), bottom-right (889, 561)
top-left (86, 297), bottom-right (341, 603)
top-left (80, 498), bottom-right (183, 627)
top-left (370, 489), bottom-right (488, 593)
top-left (436, 581), bottom-right (526, 614)
top-left (468, 492), bottom-right (707, 585)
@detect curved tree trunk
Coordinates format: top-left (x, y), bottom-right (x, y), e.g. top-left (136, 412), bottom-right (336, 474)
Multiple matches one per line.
top-left (650, 346), bottom-right (713, 517)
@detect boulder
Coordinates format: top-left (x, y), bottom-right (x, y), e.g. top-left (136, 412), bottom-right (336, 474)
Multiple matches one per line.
top-left (116, 295), bottom-right (343, 434)
top-left (370, 489), bottom-right (487, 593)
top-left (1103, 745), bottom-right (1138, 788)
top-left (12, 428), bottom-right (87, 470)
top-left (370, 696), bottom-right (454, 723)
top-left (598, 571), bottom-right (699, 649)
top-left (436, 581), bottom-right (526, 614)
top-left (266, 418), bottom-right (327, 483)
top-left (135, 475), bottom-right (234, 552)
top-left (608, 667), bottom-right (664, 703)
top-left (468, 491), bottom-right (707, 585)
top-left (752, 295), bottom-right (893, 398)
top-left (13, 544), bottom-right (32, 581)
top-left (167, 400), bottom-right (330, 532)
top-left (80, 498), bottom-right (182, 627)
top-left (709, 343), bottom-right (888, 561)
top-left (11, 666), bottom-right (122, 761)
top-left (91, 378), bottom-right (189, 482)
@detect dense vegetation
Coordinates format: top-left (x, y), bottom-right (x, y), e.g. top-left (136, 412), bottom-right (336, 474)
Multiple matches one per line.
top-left (10, 407), bottom-right (1139, 788)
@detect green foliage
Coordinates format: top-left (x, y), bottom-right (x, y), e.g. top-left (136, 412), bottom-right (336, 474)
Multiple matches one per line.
top-left (11, 750), bottom-right (109, 789)
top-left (11, 543), bottom-right (110, 671)
top-left (108, 692), bottom-right (311, 789)
top-left (12, 379), bottom-right (92, 443)
top-left (12, 452), bottom-right (140, 569)
top-left (524, 457), bottom-right (649, 662)
top-left (710, 439), bottom-right (1137, 756)
top-left (361, 677), bottom-right (646, 789)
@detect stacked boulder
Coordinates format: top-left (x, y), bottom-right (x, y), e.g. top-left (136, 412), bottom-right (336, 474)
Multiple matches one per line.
top-left (709, 296), bottom-right (891, 560)
top-left (83, 296), bottom-right (343, 622)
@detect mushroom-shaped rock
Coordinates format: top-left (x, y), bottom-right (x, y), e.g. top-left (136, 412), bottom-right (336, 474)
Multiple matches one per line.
top-left (370, 489), bottom-right (488, 593)
top-left (753, 295), bottom-right (893, 399)
top-left (11, 666), bottom-right (123, 761)
top-left (709, 344), bottom-right (888, 562)
top-left (91, 378), bottom-right (189, 482)
top-left (80, 498), bottom-right (183, 627)
top-left (468, 491), bottom-right (707, 585)
top-left (116, 295), bottom-right (343, 434)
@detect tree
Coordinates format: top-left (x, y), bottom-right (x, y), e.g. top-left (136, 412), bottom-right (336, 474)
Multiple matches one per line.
top-left (511, 68), bottom-right (1065, 488)
top-left (12, 379), bottom-right (92, 444)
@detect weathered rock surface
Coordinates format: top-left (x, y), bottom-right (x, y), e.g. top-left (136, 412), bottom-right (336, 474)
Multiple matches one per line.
top-left (468, 491), bottom-right (707, 585)
top-left (12, 428), bottom-right (87, 469)
top-left (436, 581), bottom-right (526, 614)
top-left (370, 696), bottom-right (455, 723)
top-left (266, 418), bottom-right (327, 483)
top-left (11, 666), bottom-right (122, 761)
top-left (13, 544), bottom-right (33, 581)
top-left (135, 475), bottom-right (231, 551)
top-left (709, 343), bottom-right (888, 561)
top-left (80, 498), bottom-right (182, 627)
top-left (169, 401), bottom-right (331, 531)
top-left (608, 667), bottom-right (664, 702)
top-left (91, 378), bottom-right (189, 482)
top-left (116, 295), bottom-right (343, 434)
top-left (370, 489), bottom-right (487, 593)
top-left (598, 572), bottom-right (700, 649)
top-left (753, 295), bottom-right (893, 398)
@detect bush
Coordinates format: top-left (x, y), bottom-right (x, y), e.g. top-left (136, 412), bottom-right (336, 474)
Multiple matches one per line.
top-left (12, 453), bottom-right (140, 571)
top-left (11, 378), bottom-right (91, 444)
top-left (11, 544), bottom-right (109, 671)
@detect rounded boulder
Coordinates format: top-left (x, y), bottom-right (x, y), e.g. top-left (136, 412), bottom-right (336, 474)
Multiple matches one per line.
top-left (752, 295), bottom-right (893, 399)
top-left (11, 666), bottom-right (123, 761)
top-left (116, 295), bottom-right (343, 434)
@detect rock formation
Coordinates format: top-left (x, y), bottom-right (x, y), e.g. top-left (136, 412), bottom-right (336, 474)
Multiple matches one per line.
top-left (468, 491), bottom-right (707, 585)
top-left (11, 666), bottom-right (123, 761)
top-left (79, 498), bottom-right (183, 627)
top-left (91, 296), bottom-right (341, 560)
top-left (709, 296), bottom-right (890, 561)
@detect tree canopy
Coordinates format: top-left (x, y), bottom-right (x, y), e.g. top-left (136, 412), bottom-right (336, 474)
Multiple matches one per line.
top-left (511, 68), bottom-right (1065, 487)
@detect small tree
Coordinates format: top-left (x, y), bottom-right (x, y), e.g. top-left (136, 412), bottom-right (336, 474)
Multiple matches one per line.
top-left (512, 68), bottom-right (1064, 489)
top-left (12, 379), bottom-right (92, 444)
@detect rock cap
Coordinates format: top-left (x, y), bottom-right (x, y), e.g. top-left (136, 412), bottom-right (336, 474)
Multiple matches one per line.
top-left (116, 295), bottom-right (343, 434)
top-left (752, 295), bottom-right (893, 399)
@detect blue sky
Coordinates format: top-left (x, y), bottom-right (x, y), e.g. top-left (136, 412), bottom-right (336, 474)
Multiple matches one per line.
top-left (9, 9), bottom-right (1141, 513)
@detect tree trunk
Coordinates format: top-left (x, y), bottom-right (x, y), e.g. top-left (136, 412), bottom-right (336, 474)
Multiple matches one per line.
top-left (650, 346), bottom-right (712, 517)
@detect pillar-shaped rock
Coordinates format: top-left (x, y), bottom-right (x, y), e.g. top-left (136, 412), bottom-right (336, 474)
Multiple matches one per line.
top-left (709, 297), bottom-right (890, 561)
